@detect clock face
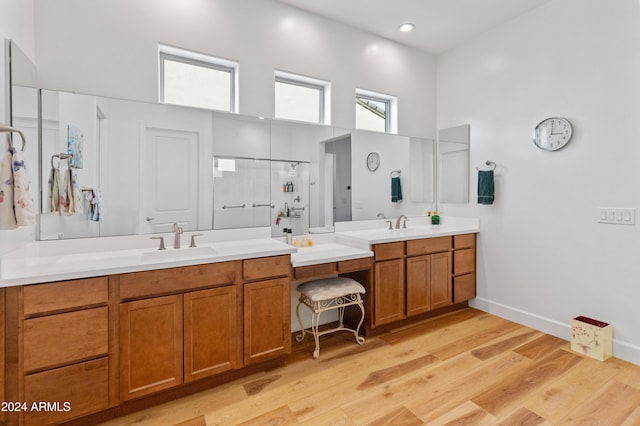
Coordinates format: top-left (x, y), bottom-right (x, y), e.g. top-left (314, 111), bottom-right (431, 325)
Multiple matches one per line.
top-left (367, 152), bottom-right (380, 171)
top-left (533, 117), bottom-right (573, 151)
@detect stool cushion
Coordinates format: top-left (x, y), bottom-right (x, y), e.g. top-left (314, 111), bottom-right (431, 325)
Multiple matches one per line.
top-left (296, 277), bottom-right (366, 302)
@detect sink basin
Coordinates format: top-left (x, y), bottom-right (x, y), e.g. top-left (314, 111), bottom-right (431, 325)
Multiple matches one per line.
top-left (141, 246), bottom-right (216, 262)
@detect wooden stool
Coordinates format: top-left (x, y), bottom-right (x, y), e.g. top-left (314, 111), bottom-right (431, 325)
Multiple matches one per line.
top-left (295, 277), bottom-right (366, 359)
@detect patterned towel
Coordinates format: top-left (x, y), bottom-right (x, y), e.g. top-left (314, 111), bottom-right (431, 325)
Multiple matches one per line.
top-left (47, 166), bottom-right (61, 213)
top-left (0, 148), bottom-right (17, 229)
top-left (11, 147), bottom-right (35, 226)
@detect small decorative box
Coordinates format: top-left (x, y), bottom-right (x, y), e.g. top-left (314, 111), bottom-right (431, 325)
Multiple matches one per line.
top-left (571, 316), bottom-right (612, 361)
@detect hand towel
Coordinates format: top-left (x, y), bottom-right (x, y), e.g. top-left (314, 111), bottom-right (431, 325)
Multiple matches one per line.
top-left (71, 171), bottom-right (83, 215)
top-left (11, 147), bottom-right (36, 225)
top-left (478, 170), bottom-right (495, 205)
top-left (391, 176), bottom-right (403, 203)
top-left (47, 166), bottom-right (61, 213)
top-left (60, 167), bottom-right (73, 214)
top-left (0, 148), bottom-right (17, 230)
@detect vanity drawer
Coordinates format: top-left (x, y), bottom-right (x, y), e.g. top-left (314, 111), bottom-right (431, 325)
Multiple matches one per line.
top-left (23, 277), bottom-right (108, 316)
top-left (406, 236), bottom-right (451, 256)
top-left (454, 248), bottom-right (475, 276)
top-left (374, 242), bottom-right (405, 261)
top-left (294, 262), bottom-right (337, 280)
top-left (23, 307), bottom-right (109, 372)
top-left (243, 255), bottom-right (290, 281)
top-left (338, 257), bottom-right (373, 273)
top-left (454, 233), bottom-right (476, 249)
top-left (119, 261), bottom-right (239, 299)
top-left (24, 357), bottom-right (109, 424)
top-left (453, 274), bottom-right (476, 303)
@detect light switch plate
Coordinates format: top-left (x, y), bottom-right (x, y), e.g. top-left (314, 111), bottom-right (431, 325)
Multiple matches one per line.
top-left (597, 207), bottom-right (635, 225)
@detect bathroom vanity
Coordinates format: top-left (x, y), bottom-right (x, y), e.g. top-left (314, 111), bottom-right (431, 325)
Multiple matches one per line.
top-left (0, 219), bottom-right (478, 425)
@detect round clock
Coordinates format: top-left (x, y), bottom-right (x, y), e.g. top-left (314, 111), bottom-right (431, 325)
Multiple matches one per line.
top-left (366, 151), bottom-right (380, 171)
top-left (533, 117), bottom-right (573, 151)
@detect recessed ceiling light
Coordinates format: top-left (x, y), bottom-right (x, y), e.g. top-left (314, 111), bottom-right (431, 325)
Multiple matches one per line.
top-left (399, 23), bottom-right (414, 33)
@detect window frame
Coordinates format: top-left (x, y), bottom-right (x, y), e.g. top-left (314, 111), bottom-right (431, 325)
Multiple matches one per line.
top-left (355, 88), bottom-right (398, 134)
top-left (274, 70), bottom-right (330, 125)
top-left (158, 44), bottom-right (238, 113)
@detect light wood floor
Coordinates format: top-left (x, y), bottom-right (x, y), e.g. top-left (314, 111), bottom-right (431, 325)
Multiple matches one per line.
top-left (100, 308), bottom-right (640, 425)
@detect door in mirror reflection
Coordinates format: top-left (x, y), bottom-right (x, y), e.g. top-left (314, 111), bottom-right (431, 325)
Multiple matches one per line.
top-left (141, 127), bottom-right (199, 233)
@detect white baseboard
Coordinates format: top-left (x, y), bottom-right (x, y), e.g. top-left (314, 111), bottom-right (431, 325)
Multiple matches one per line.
top-left (470, 297), bottom-right (640, 366)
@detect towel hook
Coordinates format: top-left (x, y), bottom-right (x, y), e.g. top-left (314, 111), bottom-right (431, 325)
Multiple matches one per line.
top-left (476, 160), bottom-right (496, 171)
top-left (390, 169), bottom-right (402, 178)
top-left (0, 124), bottom-right (26, 151)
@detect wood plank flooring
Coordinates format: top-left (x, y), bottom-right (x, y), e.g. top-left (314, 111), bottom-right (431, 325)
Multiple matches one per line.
top-left (99, 308), bottom-right (640, 425)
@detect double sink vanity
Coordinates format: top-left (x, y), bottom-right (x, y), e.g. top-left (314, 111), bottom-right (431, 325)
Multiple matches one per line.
top-left (0, 216), bottom-right (478, 425)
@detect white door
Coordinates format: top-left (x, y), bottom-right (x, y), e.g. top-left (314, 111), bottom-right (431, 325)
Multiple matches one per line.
top-left (141, 127), bottom-right (198, 233)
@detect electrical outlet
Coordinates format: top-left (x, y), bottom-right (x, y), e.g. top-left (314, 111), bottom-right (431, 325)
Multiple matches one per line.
top-left (597, 207), bottom-right (635, 225)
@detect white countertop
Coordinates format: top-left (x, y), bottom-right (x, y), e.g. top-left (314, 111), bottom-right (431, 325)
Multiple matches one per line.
top-left (0, 237), bottom-right (295, 287)
top-left (290, 241), bottom-right (373, 268)
top-left (0, 217), bottom-right (479, 287)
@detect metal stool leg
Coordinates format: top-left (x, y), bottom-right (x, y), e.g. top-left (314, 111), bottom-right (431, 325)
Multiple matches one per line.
top-left (354, 301), bottom-right (365, 345)
top-left (295, 300), bottom-right (306, 343)
top-left (311, 304), bottom-right (322, 359)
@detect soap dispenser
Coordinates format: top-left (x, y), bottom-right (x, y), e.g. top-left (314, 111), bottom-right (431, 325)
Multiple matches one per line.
top-left (431, 211), bottom-right (440, 225)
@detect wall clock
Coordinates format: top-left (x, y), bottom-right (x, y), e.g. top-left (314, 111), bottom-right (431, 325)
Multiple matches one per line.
top-left (533, 117), bottom-right (573, 151)
top-left (366, 151), bottom-right (380, 171)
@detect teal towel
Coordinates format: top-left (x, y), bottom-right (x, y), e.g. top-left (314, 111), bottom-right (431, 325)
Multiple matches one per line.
top-left (478, 170), bottom-right (494, 205)
top-left (391, 177), bottom-right (403, 202)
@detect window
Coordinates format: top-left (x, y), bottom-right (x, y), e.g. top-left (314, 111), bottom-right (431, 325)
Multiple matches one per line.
top-left (355, 89), bottom-right (397, 133)
top-left (274, 70), bottom-right (330, 125)
top-left (159, 44), bottom-right (238, 112)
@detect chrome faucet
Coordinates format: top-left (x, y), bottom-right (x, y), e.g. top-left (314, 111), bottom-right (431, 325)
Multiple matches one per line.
top-left (395, 214), bottom-right (408, 229)
top-left (377, 212), bottom-right (386, 219)
top-left (173, 223), bottom-right (183, 248)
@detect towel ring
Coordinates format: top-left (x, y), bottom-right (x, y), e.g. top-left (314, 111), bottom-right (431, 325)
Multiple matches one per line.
top-left (0, 124), bottom-right (26, 152)
top-left (51, 153), bottom-right (74, 169)
top-left (476, 160), bottom-right (496, 171)
top-left (390, 169), bottom-right (402, 178)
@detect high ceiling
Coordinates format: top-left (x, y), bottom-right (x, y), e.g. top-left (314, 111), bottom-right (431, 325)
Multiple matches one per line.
top-left (276, 0), bottom-right (553, 54)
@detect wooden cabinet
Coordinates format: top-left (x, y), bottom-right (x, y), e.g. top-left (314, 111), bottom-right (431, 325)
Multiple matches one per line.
top-left (371, 234), bottom-right (474, 331)
top-left (243, 255), bottom-right (291, 365)
top-left (119, 294), bottom-right (183, 401)
top-left (244, 277), bottom-right (291, 365)
top-left (406, 238), bottom-right (452, 316)
top-left (18, 277), bottom-right (111, 425)
top-left (118, 261), bottom-right (242, 401)
top-left (453, 234), bottom-right (477, 303)
top-left (373, 259), bottom-right (405, 325)
top-left (184, 286), bottom-right (238, 383)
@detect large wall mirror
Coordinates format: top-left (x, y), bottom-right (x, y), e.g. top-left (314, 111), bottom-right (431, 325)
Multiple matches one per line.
top-left (4, 40), bottom-right (39, 235)
top-left (438, 124), bottom-right (470, 204)
top-left (8, 48), bottom-right (438, 240)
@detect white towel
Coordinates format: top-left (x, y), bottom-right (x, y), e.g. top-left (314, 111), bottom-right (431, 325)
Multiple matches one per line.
top-left (12, 148), bottom-right (36, 226)
top-left (61, 167), bottom-right (83, 215)
top-left (0, 147), bottom-right (17, 230)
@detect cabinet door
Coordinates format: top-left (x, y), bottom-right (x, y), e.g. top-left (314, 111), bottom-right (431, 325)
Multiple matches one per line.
top-left (120, 294), bottom-right (183, 401)
top-left (430, 252), bottom-right (452, 310)
top-left (244, 278), bottom-right (291, 365)
top-left (406, 255), bottom-right (431, 317)
top-left (184, 286), bottom-right (238, 383)
top-left (374, 259), bottom-right (405, 326)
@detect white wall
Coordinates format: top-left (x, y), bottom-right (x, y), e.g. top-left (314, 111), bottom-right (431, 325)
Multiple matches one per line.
top-left (33, 0), bottom-right (437, 139)
top-left (437, 0), bottom-right (640, 363)
top-left (0, 0), bottom-right (35, 255)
